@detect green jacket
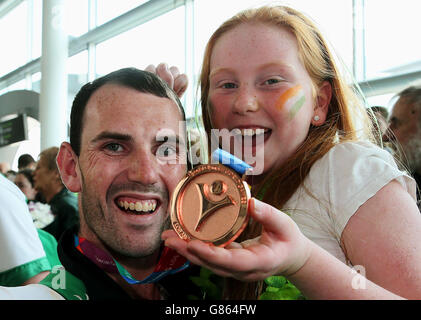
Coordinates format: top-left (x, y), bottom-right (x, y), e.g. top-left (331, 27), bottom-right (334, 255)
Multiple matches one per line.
top-left (43, 188), bottom-right (79, 241)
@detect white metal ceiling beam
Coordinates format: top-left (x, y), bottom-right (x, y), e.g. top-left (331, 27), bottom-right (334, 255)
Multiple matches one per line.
top-left (0, 0), bottom-right (23, 19)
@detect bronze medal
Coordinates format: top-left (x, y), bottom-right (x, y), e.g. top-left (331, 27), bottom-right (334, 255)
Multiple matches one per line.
top-left (170, 164), bottom-right (250, 247)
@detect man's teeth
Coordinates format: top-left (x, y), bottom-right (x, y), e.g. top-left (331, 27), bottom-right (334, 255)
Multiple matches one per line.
top-left (117, 200), bottom-right (157, 212)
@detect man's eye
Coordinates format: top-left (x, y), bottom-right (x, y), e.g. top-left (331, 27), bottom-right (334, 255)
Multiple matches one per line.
top-left (157, 144), bottom-right (177, 158)
top-left (105, 143), bottom-right (123, 153)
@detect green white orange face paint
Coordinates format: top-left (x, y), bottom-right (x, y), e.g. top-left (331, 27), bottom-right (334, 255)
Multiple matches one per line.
top-left (276, 84), bottom-right (306, 120)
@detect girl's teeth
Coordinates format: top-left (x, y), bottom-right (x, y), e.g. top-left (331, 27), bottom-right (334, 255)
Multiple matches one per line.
top-left (243, 129), bottom-right (254, 136)
top-left (240, 129), bottom-right (267, 137)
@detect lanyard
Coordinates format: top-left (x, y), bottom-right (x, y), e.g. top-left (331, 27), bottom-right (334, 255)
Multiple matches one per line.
top-left (74, 235), bottom-right (190, 284)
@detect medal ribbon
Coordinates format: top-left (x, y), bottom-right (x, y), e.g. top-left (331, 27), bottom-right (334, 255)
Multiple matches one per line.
top-left (74, 235), bottom-right (190, 284)
top-left (211, 148), bottom-right (252, 175)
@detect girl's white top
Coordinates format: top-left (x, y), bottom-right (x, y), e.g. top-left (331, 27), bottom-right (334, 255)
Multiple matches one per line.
top-left (285, 141), bottom-right (416, 265)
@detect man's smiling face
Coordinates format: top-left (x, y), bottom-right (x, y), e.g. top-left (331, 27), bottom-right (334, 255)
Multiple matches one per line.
top-left (76, 83), bottom-right (186, 258)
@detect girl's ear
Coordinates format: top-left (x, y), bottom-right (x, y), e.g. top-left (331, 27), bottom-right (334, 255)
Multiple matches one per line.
top-left (311, 81), bottom-right (332, 126)
top-left (56, 142), bottom-right (82, 193)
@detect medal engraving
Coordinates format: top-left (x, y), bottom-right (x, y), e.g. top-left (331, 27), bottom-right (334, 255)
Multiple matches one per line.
top-left (194, 183), bottom-right (234, 231)
top-left (170, 164), bottom-right (250, 247)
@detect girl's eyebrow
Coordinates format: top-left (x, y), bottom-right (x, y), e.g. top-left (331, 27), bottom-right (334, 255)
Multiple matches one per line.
top-left (210, 62), bottom-right (295, 78)
top-left (209, 67), bottom-right (235, 78)
top-left (258, 62), bottom-right (295, 73)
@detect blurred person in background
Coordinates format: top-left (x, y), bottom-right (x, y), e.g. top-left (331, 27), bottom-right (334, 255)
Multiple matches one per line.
top-left (368, 106), bottom-right (394, 153)
top-left (18, 154), bottom-right (37, 171)
top-left (368, 106), bottom-right (389, 144)
top-left (0, 162), bottom-right (11, 176)
top-left (14, 169), bottom-right (38, 202)
top-left (4, 170), bottom-right (17, 182)
top-left (384, 85), bottom-right (421, 208)
top-left (15, 169), bottom-right (53, 229)
top-left (34, 147), bottom-right (79, 240)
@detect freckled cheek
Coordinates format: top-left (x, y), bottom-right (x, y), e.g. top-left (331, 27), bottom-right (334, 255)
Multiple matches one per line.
top-left (208, 94), bottom-right (231, 127)
top-left (257, 96), bottom-right (290, 128)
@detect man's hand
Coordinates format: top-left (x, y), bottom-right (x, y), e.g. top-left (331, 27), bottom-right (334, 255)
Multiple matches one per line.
top-left (162, 198), bottom-right (313, 282)
top-left (145, 63), bottom-right (188, 98)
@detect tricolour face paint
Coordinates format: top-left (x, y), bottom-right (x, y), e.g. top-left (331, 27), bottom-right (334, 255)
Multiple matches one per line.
top-left (275, 84), bottom-right (306, 120)
top-left (288, 95), bottom-right (306, 120)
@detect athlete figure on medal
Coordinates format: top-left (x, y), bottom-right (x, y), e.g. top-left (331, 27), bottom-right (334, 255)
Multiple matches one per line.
top-left (152, 5), bottom-right (421, 299)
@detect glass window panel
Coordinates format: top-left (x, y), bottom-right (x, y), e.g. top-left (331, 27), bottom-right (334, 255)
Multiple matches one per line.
top-left (68, 50), bottom-right (88, 78)
top-left (96, 6), bottom-right (185, 76)
top-left (65, 0), bottom-right (89, 37)
top-left (96, 0), bottom-right (149, 26)
top-left (284, 0), bottom-right (353, 74)
top-left (32, 0), bottom-right (43, 60)
top-left (31, 72), bottom-right (42, 93)
top-left (68, 50), bottom-right (88, 123)
top-left (367, 93), bottom-right (397, 113)
top-left (0, 2), bottom-right (29, 76)
top-left (365, 0), bottom-right (421, 79)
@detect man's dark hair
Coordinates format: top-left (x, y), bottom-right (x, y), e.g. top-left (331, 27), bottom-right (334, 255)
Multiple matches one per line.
top-left (70, 68), bottom-right (186, 156)
top-left (18, 153), bottom-right (35, 170)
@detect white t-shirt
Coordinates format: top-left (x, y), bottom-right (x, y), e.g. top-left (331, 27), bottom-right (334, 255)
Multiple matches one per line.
top-left (284, 141), bottom-right (416, 266)
top-left (0, 174), bottom-right (46, 272)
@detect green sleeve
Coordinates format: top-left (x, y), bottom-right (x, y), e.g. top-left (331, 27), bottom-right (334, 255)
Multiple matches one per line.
top-left (0, 229), bottom-right (60, 286)
top-left (37, 229), bottom-right (61, 268)
top-left (39, 268), bottom-right (88, 300)
top-left (0, 257), bottom-right (51, 287)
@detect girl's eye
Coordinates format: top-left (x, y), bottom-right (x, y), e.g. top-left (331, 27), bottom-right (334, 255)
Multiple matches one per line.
top-left (221, 82), bottom-right (237, 89)
top-left (263, 78), bottom-right (281, 85)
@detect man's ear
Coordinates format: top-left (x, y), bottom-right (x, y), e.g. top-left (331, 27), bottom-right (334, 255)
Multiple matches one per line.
top-left (311, 80), bottom-right (332, 126)
top-left (56, 142), bottom-right (82, 193)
